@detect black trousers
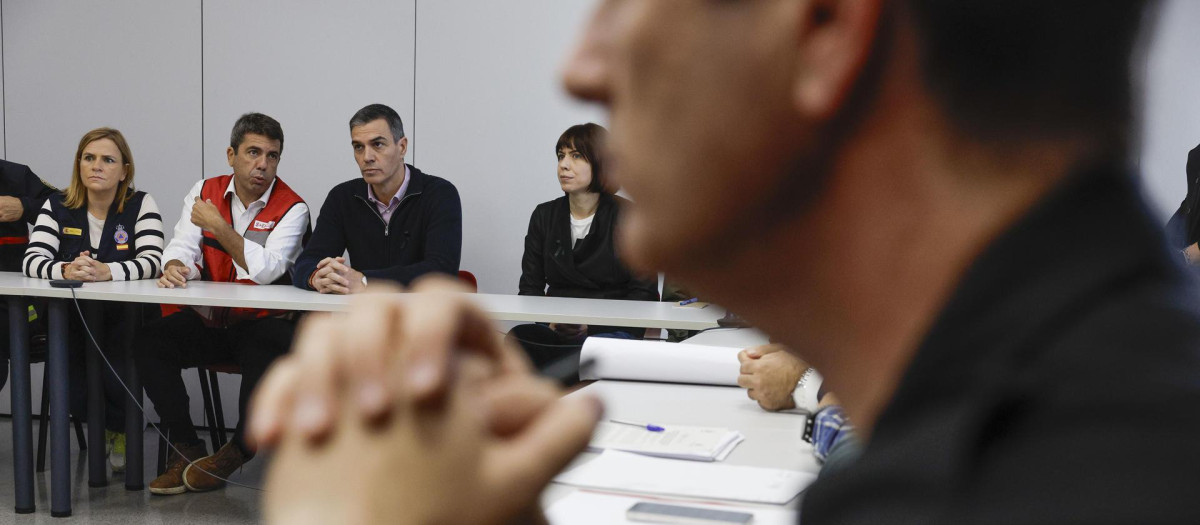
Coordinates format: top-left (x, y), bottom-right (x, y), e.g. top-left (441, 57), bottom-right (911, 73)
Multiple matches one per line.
top-left (0, 300), bottom-right (10, 393)
top-left (67, 300), bottom-right (138, 432)
top-left (134, 309), bottom-right (295, 456)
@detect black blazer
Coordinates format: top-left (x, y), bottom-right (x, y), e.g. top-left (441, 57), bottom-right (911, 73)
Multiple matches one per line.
top-left (1166, 143), bottom-right (1200, 249)
top-left (518, 194), bottom-right (658, 303)
top-left (0, 160), bottom-right (55, 272)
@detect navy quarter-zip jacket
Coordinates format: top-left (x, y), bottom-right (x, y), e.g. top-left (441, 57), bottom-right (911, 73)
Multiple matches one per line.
top-left (293, 164), bottom-right (462, 288)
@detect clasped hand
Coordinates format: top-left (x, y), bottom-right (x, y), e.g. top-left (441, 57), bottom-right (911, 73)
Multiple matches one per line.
top-left (310, 256), bottom-right (366, 295)
top-left (250, 278), bottom-right (601, 525)
top-left (63, 251), bottom-right (112, 282)
top-left (0, 196), bottom-right (24, 223)
top-left (737, 344), bottom-right (808, 411)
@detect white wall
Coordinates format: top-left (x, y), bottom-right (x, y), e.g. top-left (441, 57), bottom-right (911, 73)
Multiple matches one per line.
top-left (201, 0), bottom-right (416, 226)
top-left (1, 0), bottom-right (203, 232)
top-left (1140, 0), bottom-right (1200, 220)
top-left (416, 0), bottom-right (604, 294)
top-left (1, 3), bottom-right (5, 160)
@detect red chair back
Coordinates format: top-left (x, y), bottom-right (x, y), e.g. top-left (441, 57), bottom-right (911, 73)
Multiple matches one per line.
top-left (457, 270), bottom-right (478, 293)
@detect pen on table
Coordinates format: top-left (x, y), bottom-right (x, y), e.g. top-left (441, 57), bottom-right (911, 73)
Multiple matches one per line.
top-left (610, 419), bottom-right (666, 432)
top-left (678, 297), bottom-right (699, 306)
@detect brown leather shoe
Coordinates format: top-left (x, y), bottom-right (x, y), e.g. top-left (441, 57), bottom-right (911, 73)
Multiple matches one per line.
top-left (148, 442), bottom-right (209, 496)
top-left (183, 442), bottom-right (247, 492)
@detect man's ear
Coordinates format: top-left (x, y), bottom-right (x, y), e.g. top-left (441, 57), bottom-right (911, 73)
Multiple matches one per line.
top-left (227, 146), bottom-right (236, 167)
top-left (397, 137), bottom-right (409, 159)
top-left (791, 0), bottom-right (885, 121)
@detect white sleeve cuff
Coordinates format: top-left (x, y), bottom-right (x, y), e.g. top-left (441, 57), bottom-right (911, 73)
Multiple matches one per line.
top-left (185, 261), bottom-right (201, 280)
top-left (107, 262), bottom-right (127, 281)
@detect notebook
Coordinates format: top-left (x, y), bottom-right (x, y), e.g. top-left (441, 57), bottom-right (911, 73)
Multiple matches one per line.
top-left (589, 422), bottom-right (745, 462)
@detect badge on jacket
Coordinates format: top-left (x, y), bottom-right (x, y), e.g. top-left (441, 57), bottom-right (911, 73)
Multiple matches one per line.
top-left (114, 224), bottom-right (129, 250)
top-left (62, 227), bottom-right (82, 236)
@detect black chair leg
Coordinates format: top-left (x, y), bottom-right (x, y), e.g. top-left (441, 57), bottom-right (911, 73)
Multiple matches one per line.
top-left (37, 377), bottom-right (50, 472)
top-left (196, 369), bottom-right (220, 451)
top-left (73, 419), bottom-right (87, 450)
top-left (156, 428), bottom-right (169, 476)
top-left (208, 370), bottom-right (227, 449)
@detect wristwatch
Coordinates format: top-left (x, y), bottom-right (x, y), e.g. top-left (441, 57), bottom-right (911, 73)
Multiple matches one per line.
top-left (791, 368), bottom-right (823, 412)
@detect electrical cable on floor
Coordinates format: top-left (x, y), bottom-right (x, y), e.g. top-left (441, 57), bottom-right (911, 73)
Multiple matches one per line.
top-left (68, 287), bottom-right (265, 492)
top-left (66, 291), bottom-right (691, 492)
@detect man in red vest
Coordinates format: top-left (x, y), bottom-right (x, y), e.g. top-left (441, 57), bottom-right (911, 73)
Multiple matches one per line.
top-left (134, 113), bottom-right (310, 496)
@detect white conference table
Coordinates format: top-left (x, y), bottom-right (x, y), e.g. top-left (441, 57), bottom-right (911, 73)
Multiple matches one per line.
top-left (0, 271), bottom-right (726, 517)
top-left (682, 327), bottom-right (771, 348)
top-left (0, 273), bottom-right (727, 330)
top-left (544, 380), bottom-right (819, 513)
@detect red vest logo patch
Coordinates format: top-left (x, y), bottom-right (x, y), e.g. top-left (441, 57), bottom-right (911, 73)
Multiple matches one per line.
top-left (252, 220), bottom-right (276, 230)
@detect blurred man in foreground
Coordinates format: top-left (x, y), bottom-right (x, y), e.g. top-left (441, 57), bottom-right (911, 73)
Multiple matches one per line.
top-left (251, 1), bottom-right (1200, 523)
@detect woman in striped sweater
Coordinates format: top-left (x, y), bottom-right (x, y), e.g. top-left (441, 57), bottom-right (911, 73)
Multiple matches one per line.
top-left (23, 127), bottom-right (164, 473)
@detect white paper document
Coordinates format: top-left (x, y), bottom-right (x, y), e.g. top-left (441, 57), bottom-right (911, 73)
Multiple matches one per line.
top-left (553, 450), bottom-right (817, 505)
top-left (580, 338), bottom-right (742, 385)
top-left (546, 491), bottom-right (798, 525)
top-left (589, 422), bottom-right (745, 462)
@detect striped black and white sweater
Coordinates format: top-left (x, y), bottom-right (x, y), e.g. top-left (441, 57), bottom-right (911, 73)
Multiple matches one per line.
top-left (23, 192), bottom-right (164, 280)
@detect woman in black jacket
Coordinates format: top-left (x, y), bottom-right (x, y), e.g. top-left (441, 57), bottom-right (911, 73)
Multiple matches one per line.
top-left (510, 124), bottom-right (659, 378)
top-left (1168, 142), bottom-right (1200, 262)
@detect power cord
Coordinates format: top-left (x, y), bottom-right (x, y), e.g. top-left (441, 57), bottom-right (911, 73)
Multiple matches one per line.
top-left (67, 287), bottom-right (265, 492)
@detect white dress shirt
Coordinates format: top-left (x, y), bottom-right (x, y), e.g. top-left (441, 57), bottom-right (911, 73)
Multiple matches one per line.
top-left (161, 177), bottom-right (310, 284)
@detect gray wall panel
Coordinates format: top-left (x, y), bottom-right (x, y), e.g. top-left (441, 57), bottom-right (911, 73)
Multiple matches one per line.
top-left (201, 0), bottom-right (416, 226)
top-left (415, 0), bottom-right (605, 294)
top-left (3, 0), bottom-right (202, 231)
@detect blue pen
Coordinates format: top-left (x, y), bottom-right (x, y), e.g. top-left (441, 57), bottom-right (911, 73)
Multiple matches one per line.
top-left (679, 297), bottom-right (699, 306)
top-left (610, 418), bottom-right (666, 432)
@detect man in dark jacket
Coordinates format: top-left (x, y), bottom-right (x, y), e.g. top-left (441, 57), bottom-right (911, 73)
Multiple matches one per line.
top-left (0, 159), bottom-right (56, 390)
top-left (294, 104), bottom-right (461, 293)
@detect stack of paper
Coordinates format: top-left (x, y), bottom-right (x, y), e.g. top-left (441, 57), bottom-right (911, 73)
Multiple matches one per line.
top-left (546, 492), bottom-right (798, 525)
top-left (589, 422), bottom-right (745, 462)
top-left (579, 338), bottom-right (742, 385)
top-left (554, 450), bottom-right (817, 505)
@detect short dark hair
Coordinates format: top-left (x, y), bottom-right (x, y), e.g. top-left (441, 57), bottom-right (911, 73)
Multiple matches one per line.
top-left (904, 0), bottom-right (1155, 150)
top-left (556, 123), bottom-right (611, 194)
top-left (349, 104), bottom-right (405, 142)
top-left (230, 113), bottom-right (285, 153)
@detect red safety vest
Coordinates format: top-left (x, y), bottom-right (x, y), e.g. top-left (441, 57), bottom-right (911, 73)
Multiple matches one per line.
top-left (184, 175), bottom-right (306, 326)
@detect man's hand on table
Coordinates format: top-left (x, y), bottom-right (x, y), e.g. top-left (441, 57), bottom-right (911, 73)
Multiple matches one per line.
top-left (250, 278), bottom-right (601, 525)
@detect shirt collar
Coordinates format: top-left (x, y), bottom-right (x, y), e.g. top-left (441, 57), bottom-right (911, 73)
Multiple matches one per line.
top-left (367, 165), bottom-right (411, 206)
top-left (223, 175), bottom-right (276, 208)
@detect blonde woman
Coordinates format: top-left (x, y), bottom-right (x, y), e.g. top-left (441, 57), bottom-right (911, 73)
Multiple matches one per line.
top-left (23, 127), bottom-right (164, 473)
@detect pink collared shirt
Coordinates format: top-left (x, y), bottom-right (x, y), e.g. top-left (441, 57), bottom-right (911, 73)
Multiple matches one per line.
top-left (367, 165), bottom-right (411, 224)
